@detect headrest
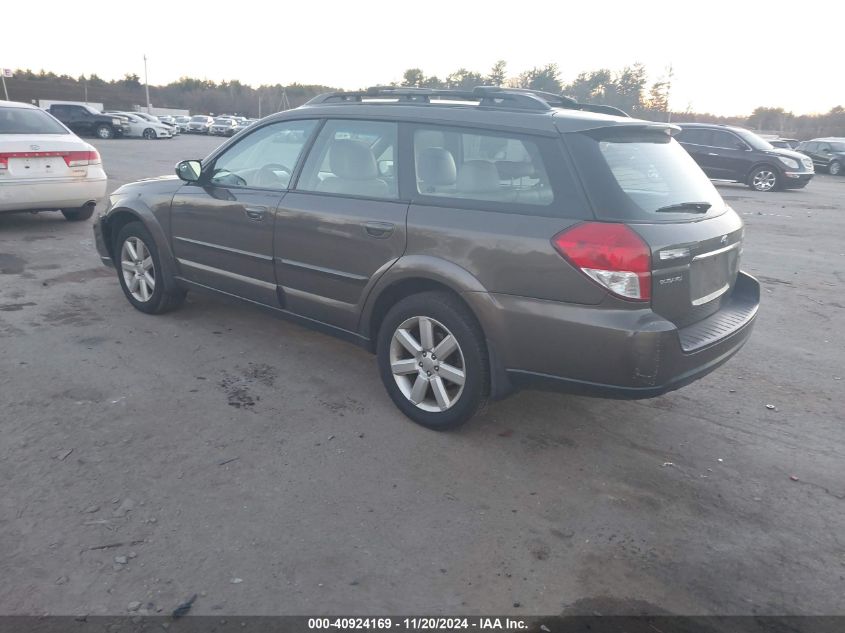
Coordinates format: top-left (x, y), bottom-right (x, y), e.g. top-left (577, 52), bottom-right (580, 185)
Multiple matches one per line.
top-left (456, 160), bottom-right (500, 193)
top-left (417, 147), bottom-right (456, 186)
top-left (329, 140), bottom-right (378, 180)
top-left (496, 160), bottom-right (536, 179)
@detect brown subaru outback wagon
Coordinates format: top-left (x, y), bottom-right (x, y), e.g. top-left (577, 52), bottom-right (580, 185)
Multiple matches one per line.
top-left (94, 87), bottom-right (760, 429)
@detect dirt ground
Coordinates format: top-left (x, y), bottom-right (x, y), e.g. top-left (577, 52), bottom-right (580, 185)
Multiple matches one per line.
top-left (1, 135), bottom-right (843, 617)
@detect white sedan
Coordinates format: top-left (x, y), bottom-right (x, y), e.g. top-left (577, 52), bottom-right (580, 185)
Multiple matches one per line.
top-left (109, 112), bottom-right (173, 139)
top-left (0, 100), bottom-right (107, 220)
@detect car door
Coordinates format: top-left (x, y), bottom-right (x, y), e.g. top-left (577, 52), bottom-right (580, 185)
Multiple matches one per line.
top-left (700, 130), bottom-right (750, 180)
top-left (274, 118), bottom-right (408, 332)
top-left (170, 119), bottom-right (318, 305)
top-left (815, 142), bottom-right (833, 170)
top-left (52, 105), bottom-right (82, 135)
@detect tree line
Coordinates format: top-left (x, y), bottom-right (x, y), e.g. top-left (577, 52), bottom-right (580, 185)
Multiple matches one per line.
top-left (5, 65), bottom-right (844, 138)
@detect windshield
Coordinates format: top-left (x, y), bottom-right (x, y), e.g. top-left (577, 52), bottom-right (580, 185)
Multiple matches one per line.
top-left (829, 142), bottom-right (845, 152)
top-left (567, 128), bottom-right (725, 221)
top-left (734, 128), bottom-right (773, 150)
top-left (0, 107), bottom-right (68, 134)
top-left (214, 118), bottom-right (232, 125)
top-left (190, 116), bottom-right (208, 122)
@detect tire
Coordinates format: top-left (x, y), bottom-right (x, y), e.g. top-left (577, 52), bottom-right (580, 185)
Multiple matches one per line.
top-left (95, 125), bottom-right (114, 140)
top-left (749, 165), bottom-right (780, 192)
top-left (376, 291), bottom-right (488, 430)
top-left (142, 128), bottom-right (157, 140)
top-left (61, 204), bottom-right (95, 222)
top-left (114, 221), bottom-right (185, 314)
top-left (829, 160), bottom-right (841, 176)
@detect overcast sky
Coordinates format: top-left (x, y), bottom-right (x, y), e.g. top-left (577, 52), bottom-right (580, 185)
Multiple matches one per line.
top-left (4, 1), bottom-right (842, 115)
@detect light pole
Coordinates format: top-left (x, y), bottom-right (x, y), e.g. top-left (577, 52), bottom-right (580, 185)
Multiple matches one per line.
top-left (143, 54), bottom-right (151, 113)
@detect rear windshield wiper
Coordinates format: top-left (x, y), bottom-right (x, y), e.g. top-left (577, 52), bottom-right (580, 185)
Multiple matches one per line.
top-left (654, 201), bottom-right (712, 214)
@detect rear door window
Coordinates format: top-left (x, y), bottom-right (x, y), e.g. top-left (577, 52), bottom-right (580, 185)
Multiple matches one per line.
top-left (566, 128), bottom-right (725, 222)
top-left (408, 124), bottom-right (591, 219)
top-left (677, 129), bottom-right (711, 145)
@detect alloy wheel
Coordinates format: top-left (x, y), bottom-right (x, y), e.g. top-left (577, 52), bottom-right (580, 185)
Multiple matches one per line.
top-left (120, 237), bottom-right (155, 302)
top-left (752, 169), bottom-right (776, 191)
top-left (389, 316), bottom-right (466, 412)
top-left (830, 161), bottom-right (841, 176)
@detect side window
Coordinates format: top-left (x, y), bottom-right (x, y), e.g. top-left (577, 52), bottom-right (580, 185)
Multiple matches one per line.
top-left (413, 127), bottom-right (553, 207)
top-left (678, 129), bottom-right (710, 145)
top-left (711, 131), bottom-right (743, 150)
top-left (296, 119), bottom-right (398, 200)
top-left (818, 143), bottom-right (831, 153)
top-left (209, 119), bottom-right (317, 190)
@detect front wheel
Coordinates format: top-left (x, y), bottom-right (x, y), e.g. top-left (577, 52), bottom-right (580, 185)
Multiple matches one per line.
top-left (95, 125), bottom-right (114, 140)
top-left (749, 165), bottom-right (779, 192)
top-left (142, 128), bottom-right (157, 140)
top-left (377, 291), bottom-right (488, 430)
top-left (115, 222), bottom-right (185, 314)
top-left (829, 160), bottom-right (841, 176)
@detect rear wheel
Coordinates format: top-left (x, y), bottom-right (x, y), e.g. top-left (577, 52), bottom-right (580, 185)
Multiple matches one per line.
top-left (142, 128), bottom-right (157, 140)
top-left (61, 204), bottom-right (95, 222)
top-left (377, 291), bottom-right (488, 430)
top-left (749, 165), bottom-right (779, 192)
top-left (95, 125), bottom-right (114, 140)
top-left (829, 160), bottom-right (841, 176)
top-left (115, 222), bottom-right (185, 314)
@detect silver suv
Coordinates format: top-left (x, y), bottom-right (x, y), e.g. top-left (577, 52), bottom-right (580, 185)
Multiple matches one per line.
top-left (93, 87), bottom-right (760, 429)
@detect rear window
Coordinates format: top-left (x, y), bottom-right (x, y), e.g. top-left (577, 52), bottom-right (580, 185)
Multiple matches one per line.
top-left (567, 128), bottom-right (725, 222)
top-left (0, 107), bottom-right (68, 135)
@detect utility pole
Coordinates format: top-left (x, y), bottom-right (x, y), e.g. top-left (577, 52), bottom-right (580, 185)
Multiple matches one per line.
top-left (258, 93), bottom-right (262, 119)
top-left (143, 54), bottom-right (151, 113)
top-left (1, 73), bottom-right (8, 101)
top-left (83, 77), bottom-right (88, 103)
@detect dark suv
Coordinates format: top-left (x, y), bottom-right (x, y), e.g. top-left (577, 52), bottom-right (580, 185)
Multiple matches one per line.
top-left (46, 104), bottom-right (130, 139)
top-left (676, 123), bottom-right (814, 191)
top-left (796, 138), bottom-right (845, 176)
top-left (93, 87), bottom-right (760, 429)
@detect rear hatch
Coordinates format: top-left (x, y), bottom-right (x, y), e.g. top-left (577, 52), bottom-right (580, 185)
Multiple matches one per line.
top-left (564, 124), bottom-right (744, 328)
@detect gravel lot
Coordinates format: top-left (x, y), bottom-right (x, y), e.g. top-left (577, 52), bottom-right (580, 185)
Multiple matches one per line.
top-left (1, 134), bottom-right (843, 617)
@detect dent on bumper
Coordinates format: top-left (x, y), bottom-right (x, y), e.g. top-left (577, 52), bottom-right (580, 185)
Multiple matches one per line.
top-left (480, 272), bottom-right (760, 400)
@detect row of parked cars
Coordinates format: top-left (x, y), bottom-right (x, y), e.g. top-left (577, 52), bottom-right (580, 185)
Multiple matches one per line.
top-left (180, 115), bottom-right (256, 136)
top-left (674, 123), bottom-right (844, 191)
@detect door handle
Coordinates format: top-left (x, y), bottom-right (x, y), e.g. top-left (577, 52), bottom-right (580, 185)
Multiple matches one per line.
top-left (244, 205), bottom-right (267, 221)
top-left (363, 221), bottom-right (395, 238)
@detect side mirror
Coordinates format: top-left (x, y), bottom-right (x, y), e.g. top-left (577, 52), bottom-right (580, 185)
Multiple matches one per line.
top-left (176, 159), bottom-right (202, 182)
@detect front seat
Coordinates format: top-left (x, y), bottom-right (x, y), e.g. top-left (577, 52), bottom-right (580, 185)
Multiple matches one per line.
top-left (316, 139), bottom-right (390, 198)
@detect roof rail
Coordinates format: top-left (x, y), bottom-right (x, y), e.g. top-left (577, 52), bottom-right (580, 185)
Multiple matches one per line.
top-left (305, 86), bottom-right (630, 117)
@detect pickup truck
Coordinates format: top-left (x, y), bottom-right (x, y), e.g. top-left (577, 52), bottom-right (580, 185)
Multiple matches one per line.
top-left (46, 104), bottom-right (130, 139)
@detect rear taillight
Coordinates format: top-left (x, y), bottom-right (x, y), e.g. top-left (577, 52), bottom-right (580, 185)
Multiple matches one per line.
top-left (0, 156), bottom-right (7, 170)
top-left (552, 222), bottom-right (652, 301)
top-left (63, 150), bottom-right (100, 167)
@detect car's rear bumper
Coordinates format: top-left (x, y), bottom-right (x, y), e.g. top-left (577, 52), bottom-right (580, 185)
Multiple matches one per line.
top-left (479, 271), bottom-right (760, 400)
top-left (0, 173), bottom-right (107, 212)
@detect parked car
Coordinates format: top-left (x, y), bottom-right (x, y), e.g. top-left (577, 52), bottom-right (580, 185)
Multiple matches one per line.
top-left (132, 112), bottom-right (179, 135)
top-left (769, 138), bottom-right (799, 150)
top-left (174, 116), bottom-right (191, 133)
top-left (796, 138), bottom-right (845, 176)
top-left (0, 100), bottom-right (106, 220)
top-left (208, 118), bottom-right (238, 136)
top-left (106, 112), bottom-right (172, 139)
top-left (186, 115), bottom-right (214, 134)
top-left (676, 123), bottom-right (814, 191)
top-left (93, 86), bottom-right (759, 429)
top-left (45, 103), bottom-right (129, 139)
top-left (233, 119), bottom-right (256, 133)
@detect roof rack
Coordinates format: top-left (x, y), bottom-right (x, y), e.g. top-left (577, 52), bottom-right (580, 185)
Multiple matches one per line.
top-left (305, 86), bottom-right (630, 117)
